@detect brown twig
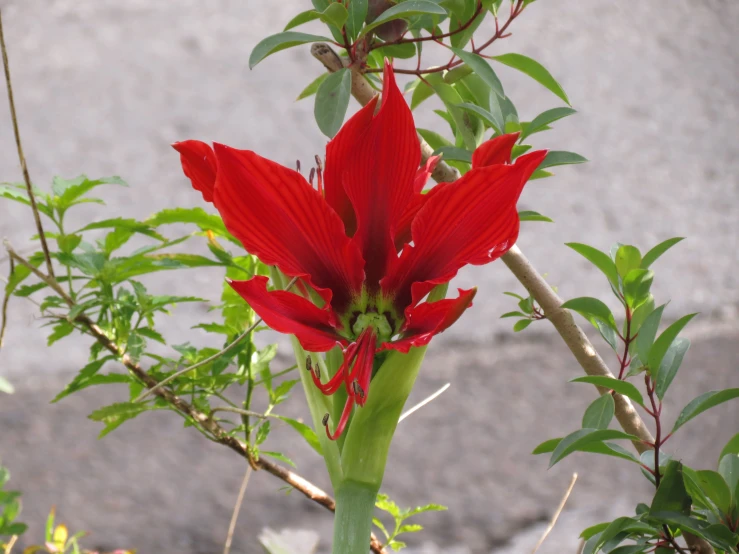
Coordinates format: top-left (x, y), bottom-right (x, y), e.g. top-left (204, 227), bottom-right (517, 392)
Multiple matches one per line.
top-left (0, 255), bottom-right (13, 348)
top-left (223, 466), bottom-right (253, 554)
top-left (4, 244), bottom-right (387, 554)
top-left (0, 9), bottom-right (55, 279)
top-left (531, 473), bottom-right (578, 554)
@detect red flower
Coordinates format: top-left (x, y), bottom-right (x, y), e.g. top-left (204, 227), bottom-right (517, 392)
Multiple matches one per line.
top-left (173, 62), bottom-right (546, 439)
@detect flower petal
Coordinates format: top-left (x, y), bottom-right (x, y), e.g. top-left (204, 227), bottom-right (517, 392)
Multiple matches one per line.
top-left (172, 140), bottom-right (217, 202)
top-left (341, 62), bottom-right (421, 290)
top-left (413, 155), bottom-right (441, 193)
top-left (229, 276), bottom-right (345, 352)
top-left (324, 95), bottom-right (380, 236)
top-left (213, 143), bottom-right (365, 311)
top-left (384, 288), bottom-right (476, 354)
top-left (471, 132), bottom-right (520, 168)
top-left (382, 150), bottom-right (547, 309)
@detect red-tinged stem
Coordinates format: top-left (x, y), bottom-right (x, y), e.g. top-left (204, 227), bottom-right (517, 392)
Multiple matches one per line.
top-left (365, 0), bottom-right (525, 76)
top-left (368, 1), bottom-right (485, 51)
top-left (618, 305), bottom-right (633, 380)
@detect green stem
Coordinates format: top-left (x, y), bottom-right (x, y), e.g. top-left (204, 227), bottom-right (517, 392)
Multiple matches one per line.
top-left (333, 480), bottom-right (379, 554)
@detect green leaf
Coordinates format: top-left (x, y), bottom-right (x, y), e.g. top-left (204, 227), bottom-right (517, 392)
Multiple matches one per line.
top-left (321, 3), bottom-right (349, 29)
top-left (549, 428), bottom-right (639, 467)
top-left (52, 357), bottom-right (115, 402)
top-left (88, 402), bottom-right (150, 438)
top-left (47, 320), bottom-right (75, 346)
top-left (672, 389), bottom-right (739, 433)
top-left (518, 210), bottom-right (553, 223)
top-left (249, 32), bottom-right (332, 69)
top-left (491, 53), bottom-right (570, 105)
top-left (537, 437), bottom-right (640, 464)
top-left (126, 332), bottom-right (146, 363)
top-left (566, 243), bottom-right (619, 288)
top-left (570, 376), bottom-right (645, 407)
top-left (648, 512), bottom-right (738, 552)
top-left (432, 146), bottom-right (472, 163)
top-left (561, 297), bottom-right (618, 330)
top-left (52, 175), bottom-right (126, 212)
top-left (255, 420), bottom-right (271, 445)
top-left (647, 313), bottom-right (696, 376)
top-left (629, 295), bottom-right (655, 335)
top-left (634, 304), bottom-right (665, 363)
top-left (345, 0), bottom-right (367, 39)
top-left (654, 337), bottom-right (690, 400)
top-left (360, 1), bottom-right (447, 37)
top-left (582, 394), bottom-right (615, 429)
top-left (695, 470), bottom-right (732, 515)
top-left (719, 433), bottom-right (739, 461)
top-left (315, 68), bottom-right (352, 138)
top-left (0, 376), bottom-right (15, 394)
top-left (649, 461), bottom-right (692, 516)
top-left (260, 451), bottom-right (296, 468)
top-left (411, 81), bottom-right (435, 110)
top-left (519, 107), bottom-right (576, 141)
top-left (449, 48), bottom-right (504, 97)
top-left (718, 453), bottom-right (739, 501)
top-left (417, 128), bottom-right (453, 151)
top-left (622, 269), bottom-right (654, 310)
top-left (538, 150), bottom-right (588, 170)
top-left (283, 9), bottom-right (322, 30)
top-left (276, 416), bottom-right (323, 456)
top-left (641, 237), bottom-right (684, 269)
top-left (456, 102), bottom-right (503, 134)
top-left (615, 245), bottom-right (642, 279)
top-left (296, 72), bottom-right (329, 101)
top-left (513, 318), bottom-right (532, 332)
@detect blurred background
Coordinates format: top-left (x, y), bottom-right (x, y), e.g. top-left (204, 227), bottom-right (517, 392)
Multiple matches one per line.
top-left (0, 0), bottom-right (737, 552)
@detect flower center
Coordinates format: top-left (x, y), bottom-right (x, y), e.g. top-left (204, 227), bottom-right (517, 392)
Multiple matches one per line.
top-left (352, 312), bottom-right (393, 343)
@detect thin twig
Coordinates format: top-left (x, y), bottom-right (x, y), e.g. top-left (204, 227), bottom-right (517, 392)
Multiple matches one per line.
top-left (531, 473), bottom-right (578, 554)
top-left (0, 9), bottom-right (55, 278)
top-left (0, 255), bottom-right (13, 348)
top-left (5, 245), bottom-right (386, 552)
top-left (134, 276), bottom-right (298, 402)
top-left (399, 383), bottom-right (450, 423)
top-left (3, 534), bottom-right (18, 554)
top-left (223, 465), bottom-right (253, 554)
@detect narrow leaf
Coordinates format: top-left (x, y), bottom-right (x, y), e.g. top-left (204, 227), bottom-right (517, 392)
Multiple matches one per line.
top-left (582, 394), bottom-right (615, 429)
top-left (570, 376), bottom-right (645, 407)
top-left (449, 48), bottom-right (504, 97)
top-left (519, 107), bottom-right (576, 141)
top-left (539, 150), bottom-right (588, 170)
top-left (492, 53), bottom-right (570, 105)
top-left (672, 389), bottom-right (739, 433)
top-left (566, 243), bottom-right (619, 288)
top-left (641, 237), bottom-right (685, 269)
top-left (249, 32), bottom-right (332, 69)
top-left (314, 68), bottom-right (352, 137)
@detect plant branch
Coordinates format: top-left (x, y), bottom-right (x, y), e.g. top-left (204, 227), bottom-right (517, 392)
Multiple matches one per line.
top-left (0, 9), bottom-right (55, 279)
top-left (4, 243), bottom-right (386, 554)
top-left (223, 465), bottom-right (252, 554)
top-left (531, 473), bottom-right (578, 554)
top-left (0, 255), bottom-right (12, 348)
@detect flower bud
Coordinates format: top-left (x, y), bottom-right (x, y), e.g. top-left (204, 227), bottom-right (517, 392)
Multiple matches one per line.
top-left (366, 0), bottom-right (408, 42)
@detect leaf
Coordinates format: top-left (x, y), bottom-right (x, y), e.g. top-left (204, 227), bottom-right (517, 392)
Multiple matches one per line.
top-left (0, 376), bottom-right (15, 394)
top-left (417, 128), bottom-right (453, 151)
top-left (360, 1), bottom-right (447, 37)
top-left (456, 102), bottom-right (503, 134)
top-left (566, 243), bottom-right (619, 288)
top-left (260, 451), bottom-right (296, 468)
top-left (249, 32), bottom-right (332, 69)
top-left (255, 421), bottom-right (271, 445)
top-left (296, 72), bottom-right (328, 101)
top-left (283, 9), bottom-right (322, 30)
top-left (432, 146), bottom-right (472, 163)
top-left (47, 320), bottom-right (75, 346)
top-left (449, 48), bottom-right (504, 97)
top-left (314, 68), bottom-right (352, 138)
top-left (88, 402), bottom-right (150, 438)
top-left (52, 175), bottom-right (126, 212)
top-left (648, 512), bottom-right (738, 552)
top-left (492, 53), bottom-right (570, 105)
top-left (345, 0), bottom-right (367, 39)
top-left (672, 389), bottom-right (739, 433)
top-left (538, 150), bottom-right (588, 170)
top-left (561, 297), bottom-right (618, 330)
top-left (321, 2), bottom-right (350, 29)
top-left (277, 416), bottom-right (323, 456)
top-left (615, 245), bottom-right (642, 279)
top-left (718, 453), bottom-right (739, 501)
top-left (654, 337), bottom-right (690, 400)
top-left (719, 433), bottom-right (739, 461)
top-left (647, 313), bottom-right (696, 376)
top-left (570, 376), bottom-right (645, 407)
top-left (582, 394), bottom-right (615, 429)
top-left (549, 428), bottom-right (639, 467)
top-left (695, 470), bottom-right (732, 515)
top-left (649, 461), bottom-right (692, 516)
top-left (622, 268), bottom-right (654, 310)
top-left (535, 437), bottom-right (639, 464)
top-left (52, 356), bottom-right (117, 402)
top-left (641, 237), bottom-right (684, 269)
top-left (513, 319), bottom-right (532, 332)
top-left (519, 107), bottom-right (576, 141)
top-left (634, 304), bottom-right (666, 363)
top-left (518, 210), bottom-right (553, 223)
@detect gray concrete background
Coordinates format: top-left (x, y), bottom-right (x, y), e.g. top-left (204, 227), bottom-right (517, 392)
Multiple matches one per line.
top-left (0, 0), bottom-right (737, 552)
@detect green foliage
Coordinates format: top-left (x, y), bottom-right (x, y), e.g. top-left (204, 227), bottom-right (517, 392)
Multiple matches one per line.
top-left (0, 465), bottom-right (27, 538)
top-left (501, 290), bottom-right (546, 332)
top-left (373, 493), bottom-right (447, 551)
top-left (315, 68), bottom-right (352, 137)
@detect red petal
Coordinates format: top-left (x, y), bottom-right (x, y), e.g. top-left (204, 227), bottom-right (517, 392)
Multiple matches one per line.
top-left (471, 133), bottom-right (520, 168)
top-left (394, 180), bottom-right (452, 250)
top-left (345, 327), bottom-right (376, 407)
top-left (382, 150), bottom-right (547, 309)
top-left (385, 288), bottom-right (476, 354)
top-left (324, 96), bottom-right (380, 236)
top-left (172, 140), bottom-right (217, 202)
top-left (229, 276), bottom-right (345, 352)
top-left (213, 144), bottom-right (365, 311)
top-left (413, 155), bottom-right (441, 193)
top-left (342, 62), bottom-right (421, 290)
top-left (325, 394), bottom-right (355, 440)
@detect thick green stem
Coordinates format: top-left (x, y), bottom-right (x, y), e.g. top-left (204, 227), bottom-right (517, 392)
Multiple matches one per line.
top-left (333, 480), bottom-right (379, 554)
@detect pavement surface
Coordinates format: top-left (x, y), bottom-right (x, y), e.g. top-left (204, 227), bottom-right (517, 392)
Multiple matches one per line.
top-left (0, 0), bottom-right (737, 552)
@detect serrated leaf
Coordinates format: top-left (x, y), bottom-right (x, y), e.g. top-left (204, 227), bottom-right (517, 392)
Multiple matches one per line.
top-left (672, 389), bottom-right (739, 433)
top-left (582, 394), bottom-right (615, 429)
top-left (47, 320), bottom-right (75, 346)
top-left (519, 107), bottom-right (577, 141)
top-left (249, 32), bottom-right (332, 69)
top-left (641, 237), bottom-right (684, 269)
top-left (492, 53), bottom-right (570, 105)
top-left (88, 401), bottom-right (150, 438)
top-left (315, 68), bottom-right (352, 138)
top-left (570, 376), bottom-right (645, 407)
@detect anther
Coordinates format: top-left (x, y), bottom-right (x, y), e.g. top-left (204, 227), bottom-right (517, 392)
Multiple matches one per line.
top-left (314, 155), bottom-right (323, 171)
top-left (308, 167), bottom-right (316, 187)
top-left (322, 413), bottom-right (330, 426)
top-left (352, 380), bottom-right (365, 399)
top-left (314, 155), bottom-right (324, 195)
top-left (296, 159), bottom-right (301, 173)
top-left (305, 356), bottom-right (312, 373)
